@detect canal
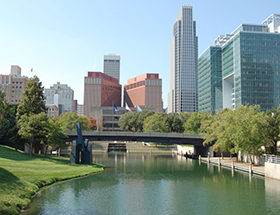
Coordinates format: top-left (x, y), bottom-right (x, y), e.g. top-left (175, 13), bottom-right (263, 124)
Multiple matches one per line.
top-left (23, 154), bottom-right (280, 215)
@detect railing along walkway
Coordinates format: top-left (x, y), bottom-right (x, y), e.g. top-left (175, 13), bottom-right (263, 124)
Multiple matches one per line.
top-left (200, 157), bottom-right (265, 176)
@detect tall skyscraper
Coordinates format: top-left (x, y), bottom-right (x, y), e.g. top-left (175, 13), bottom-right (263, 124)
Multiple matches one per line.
top-left (0, 65), bottom-right (29, 105)
top-left (168, 5), bottom-right (198, 113)
top-left (103, 54), bottom-right (120, 82)
top-left (124, 73), bottom-right (163, 112)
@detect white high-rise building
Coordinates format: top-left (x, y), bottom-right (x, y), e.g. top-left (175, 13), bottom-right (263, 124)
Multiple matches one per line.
top-left (44, 82), bottom-right (74, 113)
top-left (168, 5), bottom-right (198, 113)
top-left (103, 54), bottom-right (120, 82)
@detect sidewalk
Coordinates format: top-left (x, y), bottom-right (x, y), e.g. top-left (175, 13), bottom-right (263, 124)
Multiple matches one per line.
top-left (200, 157), bottom-right (265, 176)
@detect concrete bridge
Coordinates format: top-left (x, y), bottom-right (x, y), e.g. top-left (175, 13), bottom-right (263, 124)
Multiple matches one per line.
top-left (65, 131), bottom-right (204, 146)
top-left (65, 131), bottom-right (211, 156)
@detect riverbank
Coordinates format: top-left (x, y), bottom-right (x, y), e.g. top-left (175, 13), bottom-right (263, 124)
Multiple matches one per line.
top-left (0, 145), bottom-right (104, 215)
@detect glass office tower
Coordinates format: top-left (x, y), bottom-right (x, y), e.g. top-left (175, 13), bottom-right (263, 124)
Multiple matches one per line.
top-left (168, 5), bottom-right (198, 113)
top-left (222, 24), bottom-right (280, 111)
top-left (198, 20), bottom-right (280, 113)
top-left (198, 46), bottom-right (222, 114)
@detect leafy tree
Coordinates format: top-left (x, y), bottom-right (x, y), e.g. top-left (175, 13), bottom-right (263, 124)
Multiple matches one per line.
top-left (202, 106), bottom-right (269, 161)
top-left (59, 112), bottom-right (90, 131)
top-left (232, 105), bottom-right (268, 162)
top-left (202, 109), bottom-right (236, 154)
top-left (119, 112), bottom-right (137, 131)
top-left (179, 112), bottom-right (190, 125)
top-left (45, 118), bottom-right (67, 154)
top-left (0, 91), bottom-right (9, 139)
top-left (16, 76), bottom-right (46, 121)
top-left (184, 112), bottom-right (211, 134)
top-left (136, 110), bottom-right (155, 131)
top-left (167, 113), bottom-right (184, 133)
top-left (18, 112), bottom-right (49, 156)
top-left (119, 110), bottom-right (154, 132)
top-left (265, 107), bottom-right (280, 154)
top-left (143, 113), bottom-right (168, 132)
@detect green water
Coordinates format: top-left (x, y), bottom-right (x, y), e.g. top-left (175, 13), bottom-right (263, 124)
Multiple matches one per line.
top-left (23, 154), bottom-right (280, 215)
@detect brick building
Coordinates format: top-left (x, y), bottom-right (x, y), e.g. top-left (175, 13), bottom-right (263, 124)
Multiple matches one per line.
top-left (124, 73), bottom-right (163, 112)
top-left (84, 72), bottom-right (121, 117)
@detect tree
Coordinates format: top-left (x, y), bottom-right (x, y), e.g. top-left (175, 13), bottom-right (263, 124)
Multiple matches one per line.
top-left (201, 109), bottom-right (236, 154)
top-left (45, 118), bottom-right (67, 155)
top-left (0, 91), bottom-right (10, 139)
top-left (167, 113), bottom-right (184, 133)
top-left (184, 112), bottom-right (210, 134)
top-left (143, 113), bottom-right (168, 132)
top-left (119, 112), bottom-right (137, 131)
top-left (59, 112), bottom-right (90, 131)
top-left (136, 110), bottom-right (155, 131)
top-left (232, 105), bottom-right (268, 162)
top-left (16, 76), bottom-right (46, 121)
top-left (18, 113), bottom-right (49, 156)
top-left (119, 110), bottom-right (154, 132)
top-left (264, 107), bottom-right (280, 154)
top-left (202, 106), bottom-right (269, 162)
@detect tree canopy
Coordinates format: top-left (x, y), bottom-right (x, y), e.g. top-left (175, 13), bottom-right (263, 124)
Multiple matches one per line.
top-left (16, 76), bottom-right (46, 121)
top-left (143, 113), bottom-right (169, 132)
top-left (59, 112), bottom-right (90, 131)
top-left (118, 110), bottom-right (154, 132)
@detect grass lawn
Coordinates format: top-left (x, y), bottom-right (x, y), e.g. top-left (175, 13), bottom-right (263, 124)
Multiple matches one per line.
top-left (0, 145), bottom-right (104, 215)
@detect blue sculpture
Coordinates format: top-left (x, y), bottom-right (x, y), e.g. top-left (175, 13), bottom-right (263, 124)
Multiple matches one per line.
top-left (70, 123), bottom-right (92, 164)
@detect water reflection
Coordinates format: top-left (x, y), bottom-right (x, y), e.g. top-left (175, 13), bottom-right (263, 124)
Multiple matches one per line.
top-left (23, 154), bottom-right (280, 215)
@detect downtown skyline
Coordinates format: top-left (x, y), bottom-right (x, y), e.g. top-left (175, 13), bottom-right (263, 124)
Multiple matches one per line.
top-left (0, 0), bottom-right (279, 107)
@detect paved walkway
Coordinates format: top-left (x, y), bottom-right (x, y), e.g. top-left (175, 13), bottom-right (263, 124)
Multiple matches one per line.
top-left (200, 157), bottom-right (265, 176)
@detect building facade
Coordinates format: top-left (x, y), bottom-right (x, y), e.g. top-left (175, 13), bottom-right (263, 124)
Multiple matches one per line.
top-left (77, 104), bottom-right (84, 115)
top-left (83, 72), bottom-right (121, 117)
top-left (198, 15), bottom-right (280, 112)
top-left (124, 73), bottom-right (162, 112)
top-left (168, 5), bottom-right (198, 113)
top-left (222, 24), bottom-right (280, 110)
top-left (198, 46), bottom-right (222, 114)
top-left (0, 65), bottom-right (29, 105)
top-left (44, 82), bottom-right (74, 113)
top-left (103, 55), bottom-right (120, 82)
top-left (46, 104), bottom-right (59, 118)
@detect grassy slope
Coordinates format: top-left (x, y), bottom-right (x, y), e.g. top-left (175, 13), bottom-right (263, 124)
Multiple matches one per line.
top-left (0, 145), bottom-right (103, 215)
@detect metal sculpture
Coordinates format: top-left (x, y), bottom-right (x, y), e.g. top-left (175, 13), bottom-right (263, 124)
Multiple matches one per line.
top-left (70, 123), bottom-right (92, 164)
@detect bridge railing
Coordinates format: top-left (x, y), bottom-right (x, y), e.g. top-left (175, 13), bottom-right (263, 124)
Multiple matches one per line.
top-left (265, 155), bottom-right (280, 164)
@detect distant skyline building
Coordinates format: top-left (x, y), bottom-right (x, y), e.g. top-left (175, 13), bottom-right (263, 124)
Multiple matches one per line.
top-left (83, 71), bottom-right (121, 117)
top-left (198, 46), bottom-right (222, 114)
top-left (103, 54), bottom-right (120, 82)
top-left (198, 14), bottom-right (280, 113)
top-left (124, 73), bottom-right (163, 112)
top-left (44, 82), bottom-right (74, 113)
top-left (77, 104), bottom-right (84, 115)
top-left (168, 5), bottom-right (198, 113)
top-left (0, 65), bottom-right (29, 105)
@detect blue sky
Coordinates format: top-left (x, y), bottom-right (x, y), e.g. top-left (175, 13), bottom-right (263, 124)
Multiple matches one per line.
top-left (0, 0), bottom-right (279, 107)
